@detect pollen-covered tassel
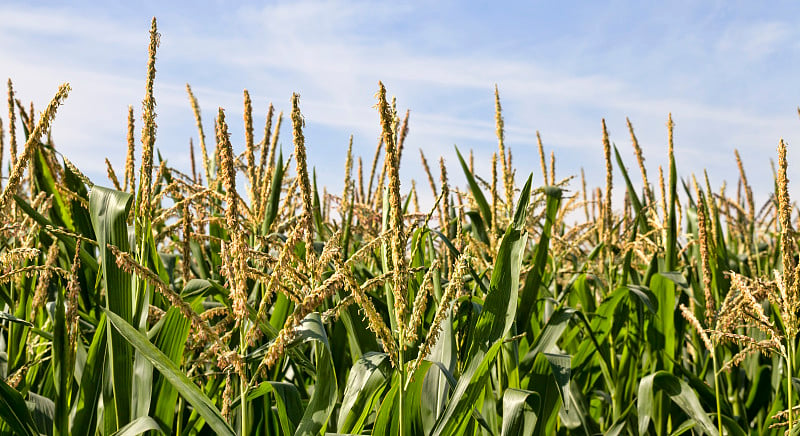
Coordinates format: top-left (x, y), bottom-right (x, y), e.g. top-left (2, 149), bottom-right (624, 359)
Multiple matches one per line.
top-left (0, 83), bottom-right (71, 212)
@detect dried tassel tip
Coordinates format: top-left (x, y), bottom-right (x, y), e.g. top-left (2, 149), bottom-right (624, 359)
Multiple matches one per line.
top-left (696, 191), bottom-right (716, 323)
top-left (494, 85), bottom-right (513, 215)
top-left (105, 158), bottom-right (122, 191)
top-left (0, 83), bottom-right (71, 212)
top-left (7, 79), bottom-right (17, 168)
top-left (376, 81), bottom-right (408, 328)
top-left (124, 105), bottom-right (136, 194)
top-left (0, 117), bottom-right (4, 190)
top-left (138, 17), bottom-right (160, 218)
top-left (243, 89), bottom-right (256, 204)
top-left (411, 253), bottom-right (470, 377)
top-left (216, 110), bottom-right (249, 324)
top-left (217, 109), bottom-right (238, 231)
top-left (626, 117), bottom-right (652, 204)
top-left (256, 103), bottom-right (274, 191)
top-left (66, 240), bottom-right (82, 349)
top-left (679, 304), bottom-right (713, 352)
top-left (290, 93), bottom-right (316, 268)
top-left (601, 118), bottom-right (613, 244)
top-left (31, 243), bottom-right (60, 312)
top-left (536, 131), bottom-right (547, 187)
top-left (186, 84), bottom-right (211, 183)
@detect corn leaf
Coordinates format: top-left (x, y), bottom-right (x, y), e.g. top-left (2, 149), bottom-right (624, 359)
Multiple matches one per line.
top-left (337, 352), bottom-right (391, 434)
top-left (89, 186), bottom-right (134, 431)
top-left (638, 371), bottom-right (716, 436)
top-left (291, 313), bottom-right (337, 436)
top-left (432, 175), bottom-right (533, 436)
top-left (501, 388), bottom-right (540, 436)
top-left (456, 146), bottom-right (492, 230)
top-left (104, 308), bottom-right (235, 436)
top-left (0, 378), bottom-right (38, 436)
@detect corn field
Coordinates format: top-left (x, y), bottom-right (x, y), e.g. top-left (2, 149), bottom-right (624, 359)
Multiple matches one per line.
top-left (2, 18), bottom-right (800, 436)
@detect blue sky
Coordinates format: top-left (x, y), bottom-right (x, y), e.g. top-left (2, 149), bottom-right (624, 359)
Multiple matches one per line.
top-left (3, 1), bottom-right (800, 208)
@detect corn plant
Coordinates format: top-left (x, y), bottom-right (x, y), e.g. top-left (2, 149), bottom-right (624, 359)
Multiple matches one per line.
top-left (2, 18), bottom-right (800, 436)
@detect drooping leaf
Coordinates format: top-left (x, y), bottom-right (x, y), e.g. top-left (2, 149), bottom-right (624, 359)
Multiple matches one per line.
top-left (0, 312), bottom-right (33, 327)
top-left (338, 352), bottom-right (391, 434)
top-left (232, 381), bottom-right (303, 435)
top-left (543, 353), bottom-right (571, 412)
top-left (501, 388), bottom-right (540, 436)
top-left (0, 378), bottom-right (38, 436)
top-left (26, 391), bottom-right (54, 436)
top-left (456, 146), bottom-right (492, 230)
top-left (291, 313), bottom-right (337, 436)
top-left (70, 315), bottom-right (108, 435)
top-left (421, 307), bottom-right (457, 434)
top-left (111, 416), bottom-right (165, 436)
top-left (104, 309), bottom-right (235, 436)
top-left (638, 371), bottom-right (716, 436)
top-left (432, 175), bottom-right (533, 436)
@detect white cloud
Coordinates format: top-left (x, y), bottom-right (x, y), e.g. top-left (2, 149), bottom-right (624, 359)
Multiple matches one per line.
top-left (717, 21), bottom-right (793, 61)
top-left (1, 1), bottom-right (799, 211)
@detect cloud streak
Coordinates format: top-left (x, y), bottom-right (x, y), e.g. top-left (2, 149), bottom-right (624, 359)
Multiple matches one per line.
top-left (2, 1), bottom-right (800, 207)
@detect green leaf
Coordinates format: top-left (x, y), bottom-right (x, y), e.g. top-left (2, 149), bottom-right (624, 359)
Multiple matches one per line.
top-left (650, 273), bottom-right (676, 371)
top-left (0, 378), bottom-right (38, 436)
top-left (89, 186), bottom-right (135, 431)
top-left (337, 352), bottom-right (391, 434)
top-left (456, 146), bottom-right (492, 229)
top-left (0, 312), bottom-right (33, 327)
top-left (103, 309), bottom-right (235, 436)
top-left (638, 371), bottom-right (716, 436)
top-left (625, 285), bottom-right (658, 314)
top-left (526, 352), bottom-right (562, 436)
top-left (372, 373), bottom-right (399, 435)
top-left (658, 271), bottom-right (689, 290)
top-left (471, 174), bottom-right (533, 354)
top-left (34, 146), bottom-right (74, 231)
top-left (717, 414), bottom-right (747, 436)
top-left (543, 353), bottom-right (571, 412)
top-left (613, 144), bottom-right (651, 234)
top-left (502, 388), bottom-right (540, 436)
top-left (261, 151), bottom-right (284, 235)
top-left (291, 313), bottom-right (337, 436)
top-left (235, 382), bottom-right (302, 435)
top-left (373, 361), bottom-right (434, 436)
top-left (518, 186), bottom-right (562, 335)
top-left (558, 380), bottom-right (600, 432)
top-left (521, 308), bottom-right (578, 371)
top-left (111, 416), bottom-right (165, 436)
top-left (433, 175), bottom-right (534, 436)
top-left (70, 315), bottom-right (107, 435)
top-left (151, 297), bottom-right (203, 433)
top-left (25, 391), bottom-right (54, 436)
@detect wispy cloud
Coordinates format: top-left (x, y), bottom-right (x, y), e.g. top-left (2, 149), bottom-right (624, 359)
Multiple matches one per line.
top-left (2, 1), bottom-right (800, 207)
top-left (717, 21), bottom-right (793, 61)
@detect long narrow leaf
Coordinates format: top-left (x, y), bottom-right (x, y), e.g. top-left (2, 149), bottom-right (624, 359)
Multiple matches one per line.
top-left (104, 309), bottom-right (235, 436)
top-left (501, 388), bottom-right (540, 436)
top-left (456, 146), bottom-right (492, 230)
top-left (0, 378), bottom-right (38, 436)
top-left (433, 175), bottom-right (533, 435)
top-left (89, 186), bottom-right (134, 431)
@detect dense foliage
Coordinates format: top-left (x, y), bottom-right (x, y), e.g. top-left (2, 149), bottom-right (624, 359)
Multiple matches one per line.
top-left (1, 19), bottom-right (799, 435)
